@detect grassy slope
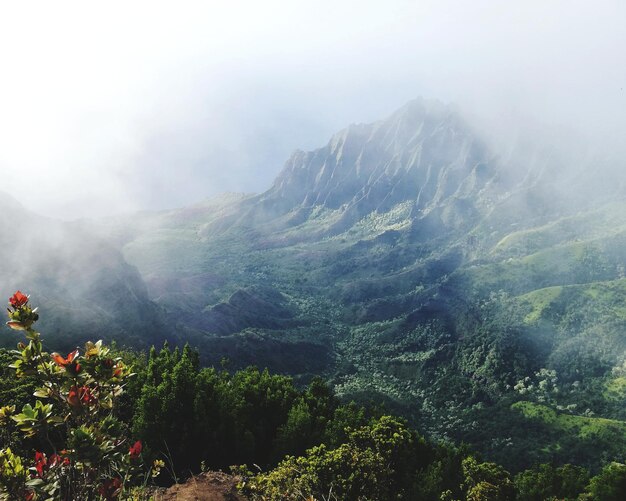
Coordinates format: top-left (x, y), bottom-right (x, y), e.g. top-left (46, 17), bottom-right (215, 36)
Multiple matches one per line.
top-left (512, 401), bottom-right (626, 440)
top-left (517, 279), bottom-right (626, 326)
top-left (512, 401), bottom-right (626, 465)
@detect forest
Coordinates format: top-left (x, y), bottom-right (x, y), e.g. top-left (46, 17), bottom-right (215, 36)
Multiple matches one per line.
top-left (0, 292), bottom-right (625, 500)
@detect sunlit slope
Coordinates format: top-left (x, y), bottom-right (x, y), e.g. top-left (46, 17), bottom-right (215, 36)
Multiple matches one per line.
top-left (511, 401), bottom-right (626, 466)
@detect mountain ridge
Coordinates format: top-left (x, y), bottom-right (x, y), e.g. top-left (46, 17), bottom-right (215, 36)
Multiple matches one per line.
top-left (4, 98), bottom-right (626, 470)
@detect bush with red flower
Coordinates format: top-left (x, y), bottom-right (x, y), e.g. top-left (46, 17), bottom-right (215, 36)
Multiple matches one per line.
top-left (0, 291), bottom-right (150, 500)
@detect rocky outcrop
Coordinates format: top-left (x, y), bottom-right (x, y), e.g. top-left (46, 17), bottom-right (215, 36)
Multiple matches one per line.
top-left (263, 98), bottom-right (498, 218)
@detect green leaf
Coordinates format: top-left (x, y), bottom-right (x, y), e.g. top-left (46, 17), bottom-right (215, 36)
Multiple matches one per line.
top-left (33, 388), bottom-right (49, 398)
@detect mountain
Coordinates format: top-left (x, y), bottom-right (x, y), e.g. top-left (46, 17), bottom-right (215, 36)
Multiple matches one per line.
top-left (268, 99), bottom-right (495, 213)
top-left (111, 98), bottom-right (605, 341)
top-left (0, 192), bottom-right (169, 351)
top-left (6, 98), bottom-right (626, 471)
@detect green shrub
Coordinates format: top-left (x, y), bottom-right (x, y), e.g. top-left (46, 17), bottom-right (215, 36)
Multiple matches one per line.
top-left (0, 291), bottom-right (151, 500)
top-left (242, 415), bottom-right (432, 500)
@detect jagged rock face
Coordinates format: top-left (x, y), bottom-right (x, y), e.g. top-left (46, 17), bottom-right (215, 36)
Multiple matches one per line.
top-left (111, 99), bottom-right (528, 347)
top-left (265, 99), bottom-right (498, 217)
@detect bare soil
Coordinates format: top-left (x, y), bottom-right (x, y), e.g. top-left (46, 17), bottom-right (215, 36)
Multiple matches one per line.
top-left (153, 471), bottom-right (247, 501)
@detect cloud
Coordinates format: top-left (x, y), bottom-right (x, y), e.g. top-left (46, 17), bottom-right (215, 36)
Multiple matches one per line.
top-left (0, 1), bottom-right (624, 218)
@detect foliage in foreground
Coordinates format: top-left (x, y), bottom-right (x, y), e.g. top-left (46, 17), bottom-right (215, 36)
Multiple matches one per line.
top-left (0, 292), bottom-right (153, 500)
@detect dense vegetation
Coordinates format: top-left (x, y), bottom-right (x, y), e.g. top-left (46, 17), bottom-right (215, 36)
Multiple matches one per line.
top-left (2, 292), bottom-right (626, 500)
top-left (3, 101), bottom-right (626, 497)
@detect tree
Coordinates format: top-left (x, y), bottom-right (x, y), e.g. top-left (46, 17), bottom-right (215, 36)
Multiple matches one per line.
top-left (242, 415), bottom-right (433, 500)
top-left (462, 456), bottom-right (514, 501)
top-left (514, 463), bottom-right (588, 501)
top-left (585, 462), bottom-right (626, 500)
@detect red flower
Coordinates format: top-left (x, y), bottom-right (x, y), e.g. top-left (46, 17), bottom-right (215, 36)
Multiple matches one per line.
top-left (52, 350), bottom-right (81, 374)
top-left (67, 386), bottom-right (80, 407)
top-left (129, 440), bottom-right (142, 459)
top-left (67, 385), bottom-right (97, 407)
top-left (9, 291), bottom-right (28, 308)
top-left (24, 490), bottom-right (35, 501)
top-left (80, 386), bottom-right (97, 405)
top-left (49, 453), bottom-right (70, 467)
top-left (34, 451), bottom-right (47, 477)
top-left (99, 477), bottom-right (122, 500)
top-left (103, 358), bottom-right (123, 378)
top-left (34, 451), bottom-right (69, 477)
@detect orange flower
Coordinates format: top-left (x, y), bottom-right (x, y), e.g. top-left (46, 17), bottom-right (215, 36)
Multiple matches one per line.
top-left (52, 350), bottom-right (79, 367)
top-left (52, 350), bottom-right (81, 374)
top-left (9, 291), bottom-right (28, 308)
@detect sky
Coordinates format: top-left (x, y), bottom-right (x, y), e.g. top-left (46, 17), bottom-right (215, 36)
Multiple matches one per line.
top-left (0, 0), bottom-right (624, 219)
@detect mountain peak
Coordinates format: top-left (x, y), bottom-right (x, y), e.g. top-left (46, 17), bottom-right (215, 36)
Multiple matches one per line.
top-left (265, 98), bottom-right (494, 217)
top-left (390, 96), bottom-right (449, 119)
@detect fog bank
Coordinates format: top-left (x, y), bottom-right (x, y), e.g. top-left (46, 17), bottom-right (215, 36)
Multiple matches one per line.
top-left (0, 1), bottom-right (624, 219)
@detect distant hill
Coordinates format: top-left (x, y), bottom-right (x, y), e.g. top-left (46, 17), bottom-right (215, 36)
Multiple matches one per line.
top-left (0, 192), bottom-right (169, 350)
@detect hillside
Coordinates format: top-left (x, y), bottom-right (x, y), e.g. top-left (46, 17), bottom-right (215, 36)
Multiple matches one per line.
top-left (0, 193), bottom-right (170, 351)
top-left (6, 98), bottom-right (626, 471)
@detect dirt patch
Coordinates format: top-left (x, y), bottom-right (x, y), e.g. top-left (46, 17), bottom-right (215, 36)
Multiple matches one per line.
top-left (153, 471), bottom-right (247, 501)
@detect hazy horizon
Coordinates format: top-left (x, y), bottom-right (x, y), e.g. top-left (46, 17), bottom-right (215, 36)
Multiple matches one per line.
top-left (1, 1), bottom-right (624, 220)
